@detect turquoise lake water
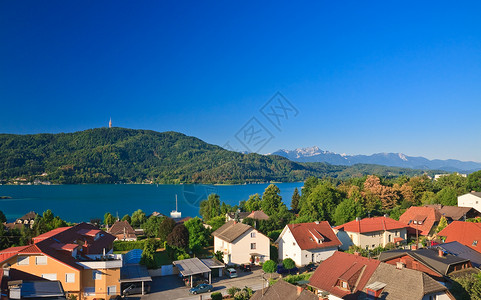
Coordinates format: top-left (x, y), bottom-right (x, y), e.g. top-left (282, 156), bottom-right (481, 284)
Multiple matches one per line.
top-left (0, 183), bottom-right (304, 222)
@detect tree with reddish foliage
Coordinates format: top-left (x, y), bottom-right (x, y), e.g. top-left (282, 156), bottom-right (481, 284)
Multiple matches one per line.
top-left (167, 224), bottom-right (189, 249)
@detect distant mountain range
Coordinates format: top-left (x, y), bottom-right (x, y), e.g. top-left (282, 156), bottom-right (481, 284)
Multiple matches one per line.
top-left (270, 146), bottom-right (481, 173)
top-left (0, 128), bottom-right (435, 184)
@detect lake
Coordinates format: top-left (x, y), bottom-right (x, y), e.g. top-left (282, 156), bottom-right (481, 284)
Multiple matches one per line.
top-left (0, 182), bottom-right (304, 223)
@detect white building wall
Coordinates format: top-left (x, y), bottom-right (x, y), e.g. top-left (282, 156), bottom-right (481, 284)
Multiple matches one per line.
top-left (278, 228), bottom-right (302, 266)
top-left (300, 247), bottom-right (337, 266)
top-left (342, 228), bottom-right (407, 250)
top-left (228, 228), bottom-right (270, 265)
top-left (458, 193), bottom-right (481, 213)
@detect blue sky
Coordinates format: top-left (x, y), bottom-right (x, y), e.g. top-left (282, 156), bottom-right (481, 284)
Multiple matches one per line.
top-left (1, 1), bottom-right (480, 161)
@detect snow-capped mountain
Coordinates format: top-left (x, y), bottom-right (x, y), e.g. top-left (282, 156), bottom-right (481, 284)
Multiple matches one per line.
top-left (269, 147), bottom-right (481, 173)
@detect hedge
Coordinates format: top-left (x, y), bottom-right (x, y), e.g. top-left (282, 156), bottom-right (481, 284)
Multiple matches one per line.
top-left (113, 240), bottom-right (146, 251)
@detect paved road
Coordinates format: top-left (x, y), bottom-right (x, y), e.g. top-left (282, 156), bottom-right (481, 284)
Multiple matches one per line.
top-left (127, 269), bottom-right (271, 300)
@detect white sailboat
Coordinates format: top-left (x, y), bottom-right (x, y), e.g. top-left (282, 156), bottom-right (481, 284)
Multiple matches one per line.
top-left (170, 194), bottom-right (182, 219)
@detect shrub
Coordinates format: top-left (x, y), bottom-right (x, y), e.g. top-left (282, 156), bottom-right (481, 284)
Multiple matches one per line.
top-left (227, 287), bottom-right (241, 297)
top-left (211, 292), bottom-right (223, 300)
top-left (263, 260), bottom-right (277, 274)
top-left (282, 258), bottom-right (296, 270)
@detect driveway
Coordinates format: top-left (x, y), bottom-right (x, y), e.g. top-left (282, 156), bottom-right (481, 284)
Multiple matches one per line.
top-left (128, 268), bottom-right (274, 300)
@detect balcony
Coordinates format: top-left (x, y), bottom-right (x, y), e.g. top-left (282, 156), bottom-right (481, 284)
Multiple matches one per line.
top-left (76, 254), bottom-right (123, 269)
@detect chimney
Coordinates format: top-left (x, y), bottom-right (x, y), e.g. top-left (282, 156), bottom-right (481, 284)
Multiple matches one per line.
top-left (297, 285), bottom-right (303, 296)
top-left (314, 221), bottom-right (319, 224)
top-left (2, 263), bottom-right (11, 278)
top-left (356, 217), bottom-right (361, 222)
top-left (83, 240), bottom-right (89, 255)
top-left (384, 214), bottom-right (389, 218)
top-left (353, 251), bottom-right (360, 256)
top-left (438, 249), bottom-right (444, 257)
top-left (396, 261), bottom-right (405, 270)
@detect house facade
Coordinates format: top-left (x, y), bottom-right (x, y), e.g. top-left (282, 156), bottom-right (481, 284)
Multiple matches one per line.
top-left (334, 216), bottom-right (408, 250)
top-left (0, 223), bottom-right (122, 300)
top-left (276, 221), bottom-right (341, 266)
top-left (458, 192), bottom-right (481, 213)
top-left (108, 220), bottom-right (137, 241)
top-left (212, 221), bottom-right (269, 265)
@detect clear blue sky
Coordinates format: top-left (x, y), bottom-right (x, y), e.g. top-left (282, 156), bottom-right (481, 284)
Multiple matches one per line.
top-left (1, 1), bottom-right (480, 161)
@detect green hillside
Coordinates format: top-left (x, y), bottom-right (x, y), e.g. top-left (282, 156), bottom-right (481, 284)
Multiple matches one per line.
top-left (0, 128), bottom-right (433, 184)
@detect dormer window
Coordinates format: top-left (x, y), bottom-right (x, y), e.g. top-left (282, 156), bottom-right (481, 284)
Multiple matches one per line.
top-left (473, 240), bottom-right (478, 246)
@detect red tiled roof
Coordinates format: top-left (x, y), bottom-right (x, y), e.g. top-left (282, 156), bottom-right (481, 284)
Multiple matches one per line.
top-left (78, 228), bottom-right (101, 237)
top-left (286, 222), bottom-right (341, 250)
top-left (399, 206), bottom-right (441, 236)
top-left (335, 216), bottom-right (408, 234)
top-left (0, 222), bottom-right (116, 271)
top-left (438, 221), bottom-right (481, 253)
top-left (33, 227), bottom-right (71, 243)
top-left (18, 244), bottom-right (42, 254)
top-left (394, 237), bottom-right (404, 243)
top-left (0, 246), bottom-right (28, 263)
top-left (309, 251), bottom-right (380, 299)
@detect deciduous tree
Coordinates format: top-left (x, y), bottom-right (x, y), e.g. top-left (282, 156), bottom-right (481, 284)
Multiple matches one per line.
top-left (262, 184), bottom-right (282, 216)
top-left (158, 218), bottom-right (176, 243)
top-left (167, 224), bottom-right (189, 249)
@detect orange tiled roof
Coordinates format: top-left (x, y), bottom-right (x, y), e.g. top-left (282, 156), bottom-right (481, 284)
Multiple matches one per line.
top-left (0, 223), bottom-right (116, 271)
top-left (309, 251), bottom-right (380, 299)
top-left (399, 206), bottom-right (441, 235)
top-left (286, 222), bottom-right (341, 250)
top-left (335, 216), bottom-right (408, 234)
top-left (438, 221), bottom-right (481, 253)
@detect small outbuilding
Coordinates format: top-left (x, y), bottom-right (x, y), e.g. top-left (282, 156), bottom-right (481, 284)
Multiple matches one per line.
top-left (173, 257), bottom-right (212, 287)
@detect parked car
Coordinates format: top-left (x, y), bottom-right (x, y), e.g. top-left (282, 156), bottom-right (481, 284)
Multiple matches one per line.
top-left (239, 264), bottom-right (251, 272)
top-left (277, 264), bottom-right (299, 275)
top-left (226, 268), bottom-right (238, 278)
top-left (189, 283), bottom-right (213, 295)
top-left (122, 282), bottom-right (151, 295)
top-left (306, 263), bottom-right (317, 272)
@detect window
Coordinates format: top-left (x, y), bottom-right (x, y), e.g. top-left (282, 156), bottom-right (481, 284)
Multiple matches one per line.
top-left (17, 256), bottom-right (29, 265)
top-left (42, 273), bottom-right (57, 280)
top-left (36, 256), bottom-right (47, 265)
top-left (251, 232), bottom-right (256, 238)
top-left (84, 287), bottom-right (95, 296)
top-left (250, 243), bottom-right (256, 250)
top-left (93, 270), bottom-right (102, 280)
top-left (66, 273), bottom-right (75, 283)
top-left (107, 285), bottom-right (117, 295)
top-left (340, 281), bottom-right (348, 289)
top-left (395, 231), bottom-right (399, 237)
top-left (473, 240), bottom-right (478, 246)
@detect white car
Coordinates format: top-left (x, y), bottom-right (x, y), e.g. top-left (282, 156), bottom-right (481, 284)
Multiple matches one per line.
top-left (226, 268), bottom-right (238, 278)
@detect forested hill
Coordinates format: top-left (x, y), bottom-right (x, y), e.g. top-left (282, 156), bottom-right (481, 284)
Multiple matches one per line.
top-left (0, 128), bottom-right (434, 184)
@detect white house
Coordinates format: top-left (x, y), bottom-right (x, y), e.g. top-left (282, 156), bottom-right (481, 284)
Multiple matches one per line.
top-left (212, 221), bottom-right (269, 265)
top-left (458, 191), bottom-right (481, 213)
top-left (334, 216), bottom-right (408, 251)
top-left (275, 221), bottom-right (341, 266)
